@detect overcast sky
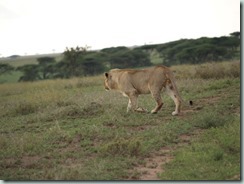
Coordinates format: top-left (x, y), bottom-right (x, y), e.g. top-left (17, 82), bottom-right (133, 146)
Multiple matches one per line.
top-left (0, 0), bottom-right (240, 57)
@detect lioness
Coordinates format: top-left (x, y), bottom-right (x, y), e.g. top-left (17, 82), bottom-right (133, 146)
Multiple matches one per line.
top-left (104, 65), bottom-right (182, 115)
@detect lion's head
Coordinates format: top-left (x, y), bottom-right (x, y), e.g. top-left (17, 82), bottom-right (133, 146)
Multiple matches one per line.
top-left (104, 72), bottom-right (111, 90)
top-left (104, 70), bottom-right (120, 90)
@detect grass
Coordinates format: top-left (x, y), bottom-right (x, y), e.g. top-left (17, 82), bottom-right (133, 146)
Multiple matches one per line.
top-left (0, 71), bottom-right (23, 84)
top-left (0, 61), bottom-right (240, 180)
top-left (159, 116), bottom-right (240, 180)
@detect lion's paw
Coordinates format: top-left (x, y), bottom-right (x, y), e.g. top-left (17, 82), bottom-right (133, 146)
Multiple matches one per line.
top-left (172, 111), bottom-right (179, 116)
top-left (136, 107), bottom-right (148, 113)
top-left (151, 110), bottom-right (158, 114)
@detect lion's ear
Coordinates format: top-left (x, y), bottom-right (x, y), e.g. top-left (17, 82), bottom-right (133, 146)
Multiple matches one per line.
top-left (104, 72), bottom-right (109, 78)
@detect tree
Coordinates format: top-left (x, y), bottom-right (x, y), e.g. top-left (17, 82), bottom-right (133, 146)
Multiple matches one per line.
top-left (230, 31), bottom-right (240, 38)
top-left (58, 46), bottom-right (89, 78)
top-left (16, 64), bottom-right (41, 82)
top-left (147, 33), bottom-right (240, 65)
top-left (102, 47), bottom-right (151, 69)
top-left (0, 63), bottom-right (14, 75)
top-left (81, 58), bottom-right (106, 76)
top-left (37, 57), bottom-right (56, 79)
top-left (101, 46), bottom-right (129, 54)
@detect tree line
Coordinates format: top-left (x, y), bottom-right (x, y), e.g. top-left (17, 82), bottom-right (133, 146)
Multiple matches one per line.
top-left (0, 32), bottom-right (240, 82)
top-left (138, 31), bottom-right (240, 65)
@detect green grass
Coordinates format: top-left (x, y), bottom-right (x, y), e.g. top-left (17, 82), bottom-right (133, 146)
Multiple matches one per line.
top-left (0, 71), bottom-right (23, 84)
top-left (159, 116), bottom-right (240, 180)
top-left (0, 61), bottom-right (240, 180)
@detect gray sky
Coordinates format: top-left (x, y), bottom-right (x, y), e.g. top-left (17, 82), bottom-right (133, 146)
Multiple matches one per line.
top-left (0, 0), bottom-right (240, 57)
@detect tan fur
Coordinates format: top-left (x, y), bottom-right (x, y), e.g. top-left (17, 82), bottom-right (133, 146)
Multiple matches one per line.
top-left (104, 65), bottom-right (182, 115)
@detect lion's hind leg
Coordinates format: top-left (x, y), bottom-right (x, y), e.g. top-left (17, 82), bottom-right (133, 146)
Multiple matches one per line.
top-left (165, 85), bottom-right (181, 116)
top-left (150, 90), bottom-right (163, 114)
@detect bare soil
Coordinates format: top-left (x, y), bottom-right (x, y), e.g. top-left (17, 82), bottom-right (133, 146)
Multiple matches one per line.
top-left (129, 128), bottom-right (204, 180)
top-left (128, 95), bottom-right (219, 180)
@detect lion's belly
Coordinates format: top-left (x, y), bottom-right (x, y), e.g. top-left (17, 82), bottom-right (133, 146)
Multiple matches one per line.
top-left (137, 88), bottom-right (150, 94)
top-left (131, 81), bottom-right (151, 94)
top-left (121, 88), bottom-right (150, 97)
top-left (135, 85), bottom-right (151, 94)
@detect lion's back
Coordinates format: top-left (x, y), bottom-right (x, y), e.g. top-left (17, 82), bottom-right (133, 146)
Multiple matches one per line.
top-left (112, 66), bottom-right (170, 94)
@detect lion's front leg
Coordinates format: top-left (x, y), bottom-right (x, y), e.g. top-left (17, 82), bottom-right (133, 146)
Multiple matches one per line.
top-left (127, 95), bottom-right (138, 112)
top-left (127, 99), bottom-right (132, 112)
top-left (127, 93), bottom-right (148, 113)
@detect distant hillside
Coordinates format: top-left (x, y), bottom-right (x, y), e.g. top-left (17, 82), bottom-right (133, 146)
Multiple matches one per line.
top-left (136, 32), bottom-right (240, 65)
top-left (0, 32), bottom-right (240, 83)
top-left (0, 31), bottom-right (240, 67)
top-left (0, 53), bottom-right (63, 67)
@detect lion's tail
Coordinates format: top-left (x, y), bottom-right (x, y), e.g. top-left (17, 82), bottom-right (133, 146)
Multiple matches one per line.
top-left (168, 71), bottom-right (183, 102)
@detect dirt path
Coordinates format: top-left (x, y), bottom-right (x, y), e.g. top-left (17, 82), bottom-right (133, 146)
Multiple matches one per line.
top-left (129, 127), bottom-right (203, 180)
top-left (129, 99), bottom-right (205, 180)
top-left (128, 95), bottom-right (227, 180)
top-left (133, 146), bottom-right (174, 180)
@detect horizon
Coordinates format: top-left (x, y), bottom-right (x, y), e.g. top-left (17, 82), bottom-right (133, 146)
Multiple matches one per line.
top-left (1, 31), bottom-right (239, 58)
